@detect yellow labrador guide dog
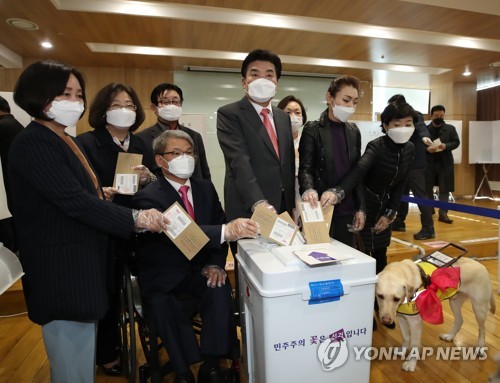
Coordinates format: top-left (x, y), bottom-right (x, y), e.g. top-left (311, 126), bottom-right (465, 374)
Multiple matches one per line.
top-left (376, 248), bottom-right (495, 372)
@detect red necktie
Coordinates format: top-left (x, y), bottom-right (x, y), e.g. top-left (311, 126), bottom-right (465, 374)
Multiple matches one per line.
top-left (179, 185), bottom-right (195, 220)
top-left (260, 108), bottom-right (280, 158)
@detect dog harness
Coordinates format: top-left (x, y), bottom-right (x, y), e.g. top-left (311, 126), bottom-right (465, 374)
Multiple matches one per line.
top-left (397, 261), bottom-right (460, 316)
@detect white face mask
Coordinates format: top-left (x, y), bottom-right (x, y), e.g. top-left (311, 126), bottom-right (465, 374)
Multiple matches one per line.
top-left (163, 155), bottom-right (195, 179)
top-left (290, 115), bottom-right (303, 133)
top-left (158, 105), bottom-right (183, 121)
top-left (332, 102), bottom-right (355, 123)
top-left (46, 100), bottom-right (84, 127)
top-left (106, 108), bottom-right (136, 129)
top-left (247, 78), bottom-right (277, 103)
top-left (386, 126), bottom-right (415, 144)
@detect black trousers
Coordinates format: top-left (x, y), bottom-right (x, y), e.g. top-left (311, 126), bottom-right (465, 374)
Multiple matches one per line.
top-left (145, 272), bottom-right (235, 374)
top-left (398, 168), bottom-right (434, 231)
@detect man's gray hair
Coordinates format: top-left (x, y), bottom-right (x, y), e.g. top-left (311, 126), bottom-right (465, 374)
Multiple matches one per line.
top-left (152, 129), bottom-right (194, 155)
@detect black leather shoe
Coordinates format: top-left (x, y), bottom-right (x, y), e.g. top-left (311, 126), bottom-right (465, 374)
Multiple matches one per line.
top-left (198, 365), bottom-right (225, 383)
top-left (101, 363), bottom-right (122, 376)
top-left (438, 213), bottom-right (453, 224)
top-left (413, 230), bottom-right (435, 240)
top-left (391, 219), bottom-right (406, 232)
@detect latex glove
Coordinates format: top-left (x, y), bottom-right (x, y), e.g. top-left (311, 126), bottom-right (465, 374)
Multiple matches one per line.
top-left (422, 137), bottom-right (433, 146)
top-left (103, 186), bottom-right (119, 201)
top-left (251, 200), bottom-right (277, 214)
top-left (134, 209), bottom-right (170, 233)
top-left (349, 211), bottom-right (366, 232)
top-left (302, 189), bottom-right (319, 208)
top-left (225, 218), bottom-right (260, 241)
top-left (372, 215), bottom-right (392, 234)
top-left (201, 265), bottom-right (227, 288)
top-left (320, 190), bottom-right (338, 208)
top-left (132, 165), bottom-right (152, 185)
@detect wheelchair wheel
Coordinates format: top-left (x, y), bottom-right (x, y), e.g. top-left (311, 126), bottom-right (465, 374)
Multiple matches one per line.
top-left (120, 264), bottom-right (137, 383)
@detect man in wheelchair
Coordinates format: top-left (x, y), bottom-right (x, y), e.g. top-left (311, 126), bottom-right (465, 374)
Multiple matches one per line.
top-left (132, 130), bottom-right (258, 383)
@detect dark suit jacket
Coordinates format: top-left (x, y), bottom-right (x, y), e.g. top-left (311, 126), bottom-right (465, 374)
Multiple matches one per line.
top-left (137, 122), bottom-right (211, 180)
top-left (0, 113), bottom-right (24, 207)
top-left (8, 121), bottom-right (134, 325)
top-left (77, 128), bottom-right (155, 208)
top-left (426, 122), bottom-right (460, 192)
top-left (217, 97), bottom-right (295, 220)
top-left (131, 175), bottom-right (227, 296)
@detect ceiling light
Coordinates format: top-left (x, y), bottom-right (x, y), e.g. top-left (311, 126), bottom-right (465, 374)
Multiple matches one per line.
top-left (6, 18), bottom-right (39, 30)
top-left (463, 66), bottom-right (471, 76)
top-left (41, 41), bottom-right (53, 49)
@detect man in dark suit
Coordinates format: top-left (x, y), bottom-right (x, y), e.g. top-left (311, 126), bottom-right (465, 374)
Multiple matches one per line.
top-left (0, 95), bottom-right (24, 251)
top-left (137, 83), bottom-right (211, 180)
top-left (132, 130), bottom-right (258, 383)
top-left (217, 49), bottom-right (295, 222)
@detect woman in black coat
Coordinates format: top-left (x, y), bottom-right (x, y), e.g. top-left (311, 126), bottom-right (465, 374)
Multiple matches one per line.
top-left (77, 83), bottom-right (155, 375)
top-left (329, 102), bottom-right (416, 273)
top-left (299, 75), bottom-right (366, 247)
top-left (9, 60), bottom-right (167, 383)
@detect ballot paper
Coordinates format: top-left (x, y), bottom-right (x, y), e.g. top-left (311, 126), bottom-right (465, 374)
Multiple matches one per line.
top-left (298, 202), bottom-right (333, 244)
top-left (163, 202), bottom-right (209, 260)
top-left (293, 247), bottom-right (353, 266)
top-left (432, 138), bottom-right (443, 152)
top-left (251, 205), bottom-right (301, 246)
top-left (113, 152), bottom-right (143, 194)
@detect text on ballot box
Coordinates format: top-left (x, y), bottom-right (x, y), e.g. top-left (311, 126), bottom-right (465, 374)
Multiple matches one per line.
top-left (236, 238), bottom-right (377, 383)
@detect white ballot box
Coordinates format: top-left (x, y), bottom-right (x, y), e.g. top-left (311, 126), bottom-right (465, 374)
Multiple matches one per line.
top-left (0, 243), bottom-right (23, 295)
top-left (236, 238), bottom-right (377, 383)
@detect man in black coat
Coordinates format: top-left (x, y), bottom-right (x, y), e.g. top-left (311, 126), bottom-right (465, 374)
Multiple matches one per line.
top-left (0, 95), bottom-right (24, 251)
top-left (132, 129), bottom-right (257, 383)
top-left (426, 104), bottom-right (460, 224)
top-left (137, 83), bottom-right (211, 180)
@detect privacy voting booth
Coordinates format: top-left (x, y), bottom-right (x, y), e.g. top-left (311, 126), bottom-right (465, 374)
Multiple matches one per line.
top-left (237, 239), bottom-right (377, 383)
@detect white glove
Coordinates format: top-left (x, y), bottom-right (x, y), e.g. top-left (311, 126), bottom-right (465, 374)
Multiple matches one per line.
top-left (134, 209), bottom-right (170, 233)
top-left (225, 218), bottom-right (259, 241)
top-left (201, 265), bottom-right (227, 287)
top-left (251, 200), bottom-right (277, 214)
top-left (320, 190), bottom-right (338, 208)
top-left (422, 137), bottom-right (433, 146)
top-left (103, 186), bottom-right (119, 201)
top-left (302, 189), bottom-right (319, 208)
top-left (349, 210), bottom-right (366, 232)
top-left (132, 165), bottom-right (153, 185)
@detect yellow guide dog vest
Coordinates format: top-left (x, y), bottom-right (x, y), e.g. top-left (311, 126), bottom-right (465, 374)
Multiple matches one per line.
top-left (397, 261), bottom-right (459, 316)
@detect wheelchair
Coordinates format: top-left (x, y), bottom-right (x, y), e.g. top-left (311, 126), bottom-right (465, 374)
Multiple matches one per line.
top-left (118, 257), bottom-right (241, 383)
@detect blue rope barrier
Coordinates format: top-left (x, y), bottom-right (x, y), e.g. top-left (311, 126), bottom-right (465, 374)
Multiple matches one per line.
top-left (401, 195), bottom-right (500, 220)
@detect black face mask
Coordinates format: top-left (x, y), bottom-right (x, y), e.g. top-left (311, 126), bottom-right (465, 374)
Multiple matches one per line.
top-left (433, 117), bottom-right (444, 126)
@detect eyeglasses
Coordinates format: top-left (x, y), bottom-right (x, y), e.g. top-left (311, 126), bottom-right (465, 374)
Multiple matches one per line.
top-left (158, 99), bottom-right (182, 107)
top-left (161, 149), bottom-right (194, 158)
top-left (109, 103), bottom-right (137, 111)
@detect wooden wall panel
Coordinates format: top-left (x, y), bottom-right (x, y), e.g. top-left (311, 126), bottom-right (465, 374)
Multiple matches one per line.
top-left (0, 64), bottom-right (173, 135)
top-left (430, 82), bottom-right (477, 197)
